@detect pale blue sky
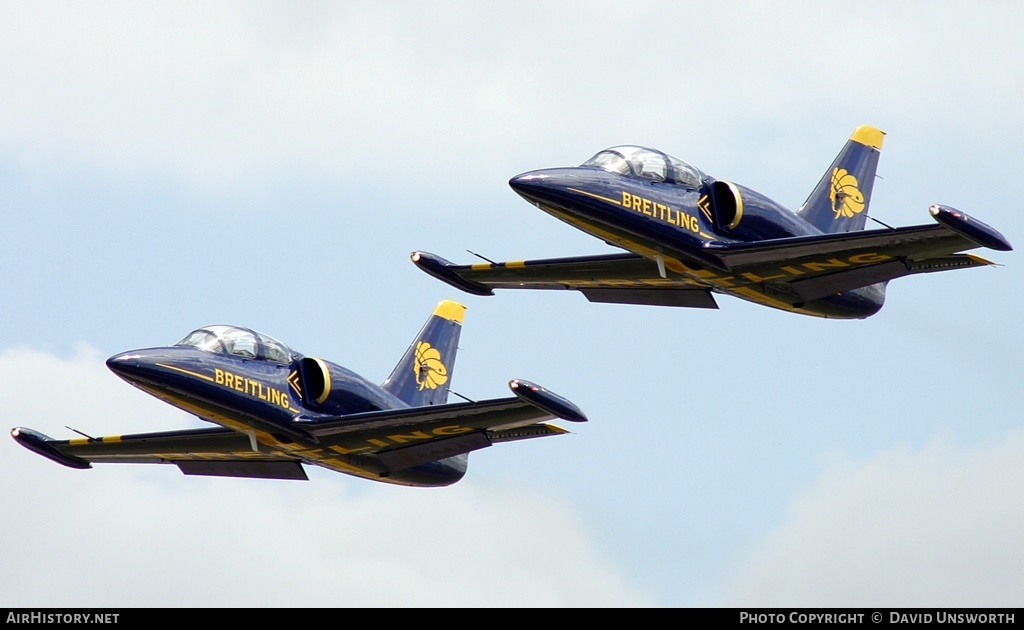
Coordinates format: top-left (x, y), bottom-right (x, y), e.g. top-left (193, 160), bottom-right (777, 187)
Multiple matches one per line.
top-left (1, 1), bottom-right (1022, 607)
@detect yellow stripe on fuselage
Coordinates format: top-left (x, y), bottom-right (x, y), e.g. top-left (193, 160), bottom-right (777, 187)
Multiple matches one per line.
top-left (156, 363), bottom-right (216, 382)
top-left (568, 187), bottom-right (623, 206)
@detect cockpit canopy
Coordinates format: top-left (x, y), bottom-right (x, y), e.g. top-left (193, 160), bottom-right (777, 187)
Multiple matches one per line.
top-left (582, 145), bottom-right (703, 188)
top-left (175, 325), bottom-right (294, 364)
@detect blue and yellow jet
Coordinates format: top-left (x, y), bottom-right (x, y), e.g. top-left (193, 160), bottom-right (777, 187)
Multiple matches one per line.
top-left (10, 301), bottom-right (586, 487)
top-left (413, 126), bottom-right (1011, 319)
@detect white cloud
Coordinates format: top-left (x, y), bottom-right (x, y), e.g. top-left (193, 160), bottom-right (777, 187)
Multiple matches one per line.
top-left (724, 427), bottom-right (1024, 607)
top-left (3, 2), bottom-right (1022, 196)
top-left (0, 345), bottom-right (653, 607)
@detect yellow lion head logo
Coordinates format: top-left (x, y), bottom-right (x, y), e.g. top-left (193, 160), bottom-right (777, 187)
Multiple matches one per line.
top-left (413, 341), bottom-right (448, 391)
top-left (830, 168), bottom-right (865, 219)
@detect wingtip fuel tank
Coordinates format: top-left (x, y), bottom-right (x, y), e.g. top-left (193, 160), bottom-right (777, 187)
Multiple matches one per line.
top-left (11, 427), bottom-right (92, 470)
top-left (410, 251), bottom-right (494, 296)
top-left (509, 379), bottom-right (588, 423)
top-left (929, 205), bottom-right (1013, 252)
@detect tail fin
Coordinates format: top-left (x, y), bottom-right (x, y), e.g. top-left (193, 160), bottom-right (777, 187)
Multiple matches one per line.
top-left (797, 125), bottom-right (885, 234)
top-left (382, 300), bottom-right (466, 407)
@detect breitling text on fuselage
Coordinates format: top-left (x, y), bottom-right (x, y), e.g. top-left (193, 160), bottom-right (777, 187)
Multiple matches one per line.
top-left (214, 368), bottom-right (292, 411)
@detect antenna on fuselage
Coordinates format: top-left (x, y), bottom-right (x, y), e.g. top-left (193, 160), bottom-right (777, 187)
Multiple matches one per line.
top-left (865, 172), bottom-right (894, 229)
top-left (867, 215), bottom-right (896, 230)
top-left (65, 426), bottom-right (96, 440)
top-left (448, 390), bottom-right (476, 403)
top-left (467, 250), bottom-right (497, 264)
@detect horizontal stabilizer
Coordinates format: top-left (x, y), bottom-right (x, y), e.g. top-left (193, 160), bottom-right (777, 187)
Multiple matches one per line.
top-left (704, 224), bottom-right (954, 269)
top-left (770, 253), bottom-right (992, 302)
top-left (375, 421), bottom-right (572, 473)
top-left (298, 397), bottom-right (555, 438)
top-left (704, 205), bottom-right (1011, 272)
top-left (296, 381), bottom-right (583, 470)
top-left (301, 379), bottom-right (586, 440)
top-left (777, 260), bottom-right (910, 302)
top-left (378, 432), bottom-right (492, 473)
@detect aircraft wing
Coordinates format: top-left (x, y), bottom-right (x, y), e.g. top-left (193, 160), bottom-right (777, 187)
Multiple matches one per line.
top-left (703, 223), bottom-right (992, 269)
top-left (10, 425), bottom-right (310, 480)
top-left (12, 380), bottom-right (587, 479)
top-left (411, 250), bottom-right (720, 308)
top-left (295, 379), bottom-right (587, 473)
top-left (413, 206), bottom-right (1011, 307)
top-left (700, 207), bottom-right (1012, 302)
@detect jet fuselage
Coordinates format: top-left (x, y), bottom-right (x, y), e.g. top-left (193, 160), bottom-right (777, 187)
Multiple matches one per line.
top-left (106, 344), bottom-right (468, 487)
top-left (509, 166), bottom-right (886, 319)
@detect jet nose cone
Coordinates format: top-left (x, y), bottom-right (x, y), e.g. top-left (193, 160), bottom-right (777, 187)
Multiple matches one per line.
top-left (106, 352), bottom-right (139, 377)
top-left (106, 351), bottom-right (131, 368)
top-left (509, 170), bottom-right (569, 209)
top-left (508, 170), bottom-right (549, 197)
top-left (509, 167), bottom-right (589, 213)
top-left (106, 350), bottom-right (158, 381)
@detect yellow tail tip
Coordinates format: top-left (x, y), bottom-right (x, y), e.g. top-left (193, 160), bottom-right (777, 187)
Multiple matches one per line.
top-left (851, 125), bottom-right (885, 150)
top-left (433, 300), bottom-right (467, 323)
